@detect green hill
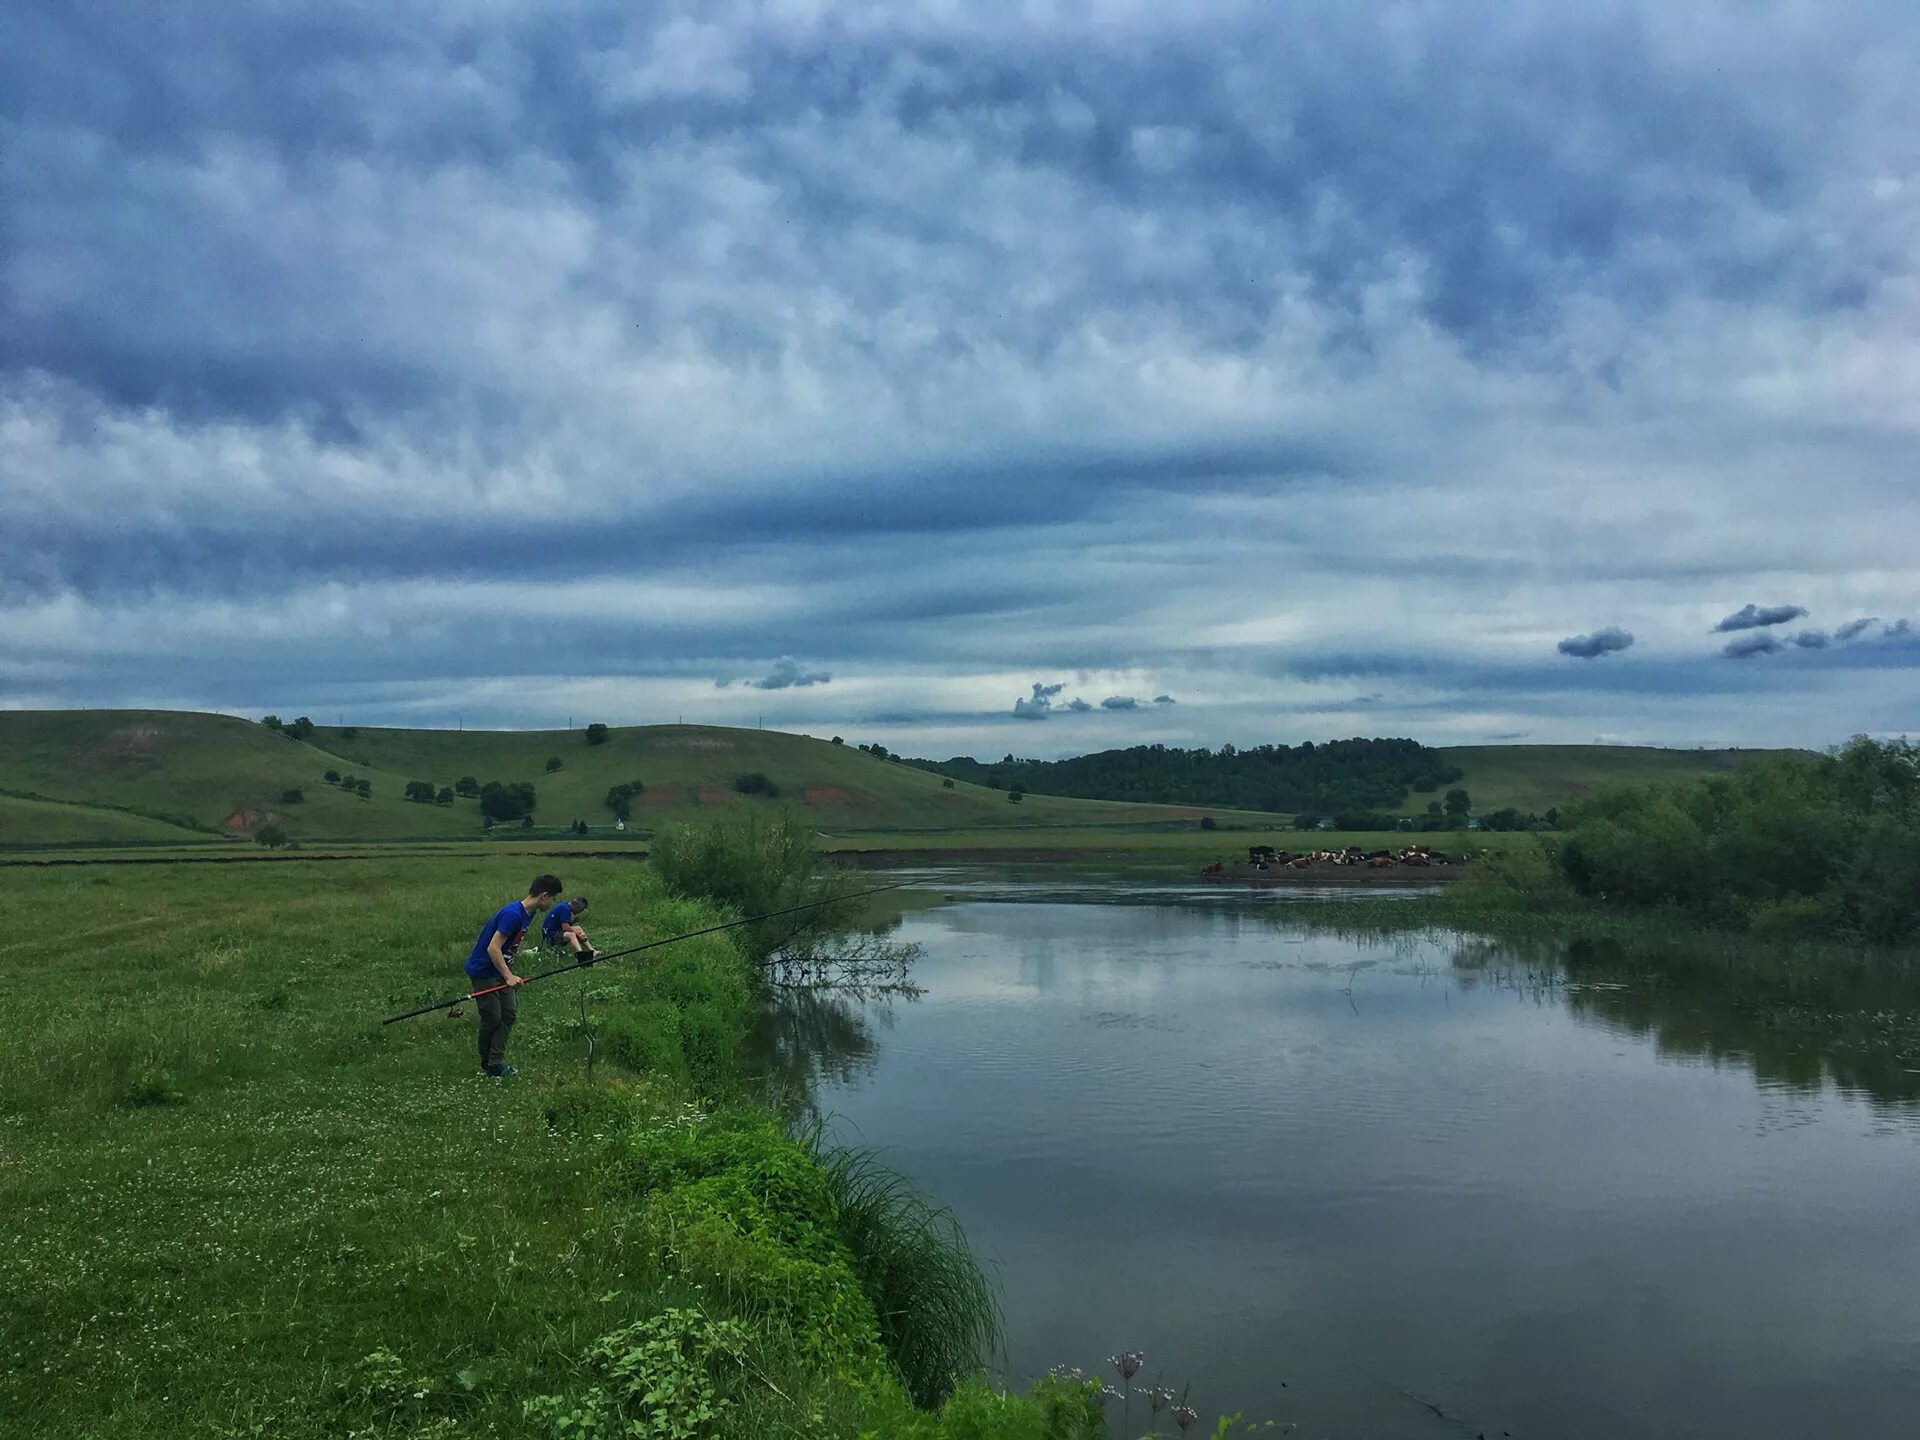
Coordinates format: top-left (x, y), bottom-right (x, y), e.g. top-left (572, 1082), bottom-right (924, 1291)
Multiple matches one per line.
top-left (0, 710), bottom-right (1260, 847)
top-left (1421, 745), bottom-right (1777, 816)
top-left (0, 710), bottom-right (1798, 850)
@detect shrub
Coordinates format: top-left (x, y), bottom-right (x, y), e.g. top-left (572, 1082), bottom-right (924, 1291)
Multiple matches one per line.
top-left (941, 778), bottom-right (955, 789)
top-left (1199, 815), bottom-right (1216, 830)
top-left (1006, 789), bottom-right (1023, 804)
top-left (831, 736), bottom-right (844, 745)
top-left (280, 788), bottom-right (303, 804)
top-left (585, 723), bottom-right (610, 745)
top-left (650, 810), bottom-right (863, 964)
top-left (403, 780), bottom-right (437, 804)
top-left (254, 822), bottom-right (289, 849)
top-left (479, 780), bottom-right (536, 822)
top-left (523, 1310), bottom-right (753, 1440)
top-left (734, 772), bottom-right (779, 797)
top-left (323, 770), bottom-right (341, 784)
top-left (810, 1137), bottom-right (1001, 1408)
top-left (354, 778), bottom-right (371, 799)
top-left (546, 756), bottom-right (563, 772)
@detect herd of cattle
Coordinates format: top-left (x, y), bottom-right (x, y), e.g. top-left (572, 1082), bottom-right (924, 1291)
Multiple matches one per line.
top-left (1201, 843), bottom-right (1457, 875)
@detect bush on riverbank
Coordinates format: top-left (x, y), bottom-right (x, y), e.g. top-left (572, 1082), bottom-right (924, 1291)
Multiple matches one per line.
top-left (1546, 737), bottom-right (1920, 942)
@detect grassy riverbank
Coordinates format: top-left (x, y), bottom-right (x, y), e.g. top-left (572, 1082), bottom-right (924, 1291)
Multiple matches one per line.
top-left (0, 857), bottom-right (1114, 1438)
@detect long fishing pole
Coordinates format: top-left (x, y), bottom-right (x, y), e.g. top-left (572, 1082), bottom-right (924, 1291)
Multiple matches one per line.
top-left (381, 881), bottom-right (909, 1025)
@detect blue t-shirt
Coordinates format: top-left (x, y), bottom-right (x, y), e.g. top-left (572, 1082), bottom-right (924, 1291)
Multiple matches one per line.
top-left (542, 901), bottom-right (574, 941)
top-left (466, 900), bottom-right (531, 979)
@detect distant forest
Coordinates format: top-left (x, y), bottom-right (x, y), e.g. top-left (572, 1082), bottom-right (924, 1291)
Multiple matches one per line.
top-left (907, 738), bottom-right (1462, 816)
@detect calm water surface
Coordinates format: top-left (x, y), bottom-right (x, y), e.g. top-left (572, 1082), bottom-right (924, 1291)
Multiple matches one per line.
top-left (749, 870), bottom-right (1920, 1439)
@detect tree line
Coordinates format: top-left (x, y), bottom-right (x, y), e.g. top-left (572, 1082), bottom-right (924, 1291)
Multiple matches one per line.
top-left (905, 737), bottom-right (1464, 815)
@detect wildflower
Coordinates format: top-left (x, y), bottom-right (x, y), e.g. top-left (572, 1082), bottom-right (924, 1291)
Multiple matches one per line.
top-left (1148, 1384), bottom-right (1176, 1412)
top-left (1174, 1404), bottom-right (1199, 1432)
top-left (1110, 1350), bottom-right (1145, 1381)
top-left (1095, 1384), bottom-right (1120, 1409)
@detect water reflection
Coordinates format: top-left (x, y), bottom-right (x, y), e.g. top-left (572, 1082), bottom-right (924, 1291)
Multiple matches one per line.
top-left (748, 985), bottom-right (901, 1119)
top-left (1462, 933), bottom-right (1920, 1107)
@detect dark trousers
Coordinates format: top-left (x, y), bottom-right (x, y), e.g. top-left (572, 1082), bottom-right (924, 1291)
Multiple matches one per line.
top-left (475, 980), bottom-right (518, 1070)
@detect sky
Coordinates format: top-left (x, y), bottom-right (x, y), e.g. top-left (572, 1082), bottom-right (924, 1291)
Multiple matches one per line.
top-left (3, 1), bottom-right (1916, 759)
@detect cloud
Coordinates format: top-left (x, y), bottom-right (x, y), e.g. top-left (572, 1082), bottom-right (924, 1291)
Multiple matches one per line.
top-left (1065, 697), bottom-right (1093, 712)
top-left (748, 658), bottom-right (832, 691)
top-left (1835, 617), bottom-right (1882, 642)
top-left (1557, 626), bottom-right (1635, 660)
top-left (1153, 694), bottom-right (1176, 704)
top-left (1100, 695), bottom-right (1140, 710)
top-left (1713, 604), bottom-right (1808, 633)
top-left (1790, 630), bottom-right (1830, 649)
top-left (1722, 634), bottom-right (1783, 659)
top-left (1012, 681), bottom-right (1066, 719)
top-left (1886, 619), bottom-right (1915, 642)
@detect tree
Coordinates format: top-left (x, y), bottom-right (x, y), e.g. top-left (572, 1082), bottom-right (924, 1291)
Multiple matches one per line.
top-left (479, 780), bottom-right (536, 822)
top-left (1294, 812), bottom-right (1322, 830)
top-left (455, 776), bottom-right (480, 798)
top-left (1544, 807), bottom-right (1559, 828)
top-left (545, 756), bottom-right (563, 773)
top-left (735, 772), bottom-right (779, 797)
top-left (280, 788), bottom-right (304, 804)
top-left (338, 774), bottom-right (356, 789)
top-left (585, 723), bottom-right (610, 746)
top-left (1427, 800), bottom-right (1443, 816)
top-left (519, 815), bottom-right (534, 830)
top-left (354, 778), bottom-right (372, 799)
top-left (404, 780), bottom-right (437, 804)
top-left (286, 716), bottom-right (315, 741)
top-left (831, 736), bottom-right (844, 745)
top-left (572, 819), bottom-right (589, 835)
top-left (941, 778), bottom-right (955, 789)
top-left (1200, 816), bottom-right (1216, 830)
top-left (255, 822), bottom-right (289, 849)
top-left (1006, 789), bottom-right (1023, 804)
top-left (323, 770), bottom-right (341, 784)
top-left (605, 783), bottom-right (639, 821)
top-left (260, 715), bottom-right (283, 732)
top-left (1444, 787), bottom-right (1471, 816)
top-left (437, 787), bottom-right (454, 805)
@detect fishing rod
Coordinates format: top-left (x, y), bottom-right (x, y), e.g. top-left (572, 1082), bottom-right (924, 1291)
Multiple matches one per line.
top-left (381, 881), bottom-right (910, 1025)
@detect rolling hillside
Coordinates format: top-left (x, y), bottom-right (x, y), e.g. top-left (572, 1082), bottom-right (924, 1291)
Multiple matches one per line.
top-left (0, 711), bottom-right (1264, 846)
top-left (1420, 745), bottom-right (1775, 816)
top-left (0, 709), bottom-right (1794, 849)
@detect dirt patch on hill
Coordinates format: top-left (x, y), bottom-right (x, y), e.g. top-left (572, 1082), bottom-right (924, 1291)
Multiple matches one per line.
top-left (803, 785), bottom-right (873, 807)
top-left (695, 784), bottom-right (733, 804)
top-left (73, 725), bottom-right (168, 768)
top-left (653, 735), bottom-right (735, 754)
top-left (637, 785), bottom-right (683, 806)
top-left (222, 808), bottom-right (268, 834)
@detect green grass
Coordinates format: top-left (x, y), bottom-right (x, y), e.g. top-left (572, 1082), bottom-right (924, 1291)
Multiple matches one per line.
top-left (1417, 744), bottom-right (1789, 815)
top-left (0, 791), bottom-right (212, 846)
top-left (0, 855), bottom-right (1095, 1439)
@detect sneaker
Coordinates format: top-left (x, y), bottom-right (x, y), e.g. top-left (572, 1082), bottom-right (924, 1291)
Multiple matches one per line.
top-left (483, 1063), bottom-right (518, 1078)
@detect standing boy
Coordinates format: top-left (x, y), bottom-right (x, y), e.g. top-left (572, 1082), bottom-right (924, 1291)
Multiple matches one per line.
top-left (466, 874), bottom-right (563, 1078)
top-left (542, 895), bottom-right (597, 960)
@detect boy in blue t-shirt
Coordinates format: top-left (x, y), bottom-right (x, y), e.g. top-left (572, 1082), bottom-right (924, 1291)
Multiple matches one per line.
top-left (465, 873), bottom-right (563, 1078)
top-left (542, 895), bottom-right (596, 960)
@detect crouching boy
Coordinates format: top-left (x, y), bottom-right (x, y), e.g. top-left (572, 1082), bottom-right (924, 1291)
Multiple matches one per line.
top-left (543, 895), bottom-right (597, 961)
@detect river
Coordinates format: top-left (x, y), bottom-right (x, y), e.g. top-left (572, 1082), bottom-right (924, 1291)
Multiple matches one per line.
top-left (748, 868), bottom-right (1920, 1438)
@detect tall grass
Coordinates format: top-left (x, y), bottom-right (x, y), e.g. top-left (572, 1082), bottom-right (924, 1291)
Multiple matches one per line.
top-left (807, 1132), bottom-right (1003, 1409)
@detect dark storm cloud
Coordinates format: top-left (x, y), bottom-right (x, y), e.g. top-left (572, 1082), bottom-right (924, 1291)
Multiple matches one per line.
top-left (1791, 630), bottom-right (1831, 649)
top-left (749, 658), bottom-right (831, 691)
top-left (1835, 618), bottom-right (1882, 642)
top-left (1722, 634), bottom-right (1783, 659)
top-left (1557, 627), bottom-right (1635, 660)
top-left (1714, 604), bottom-right (1808, 633)
top-left (1012, 682), bottom-right (1066, 719)
top-left (1065, 698), bottom-right (1093, 713)
top-left (1153, 694), bottom-right (1176, 705)
top-left (1100, 696), bottom-right (1140, 711)
top-left (2, 2), bottom-right (1916, 745)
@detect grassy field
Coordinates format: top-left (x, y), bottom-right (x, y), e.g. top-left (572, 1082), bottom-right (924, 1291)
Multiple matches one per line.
top-left (0, 709), bottom-right (1790, 852)
top-left (0, 856), bottom-right (1101, 1439)
top-left (1416, 744), bottom-right (1775, 815)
